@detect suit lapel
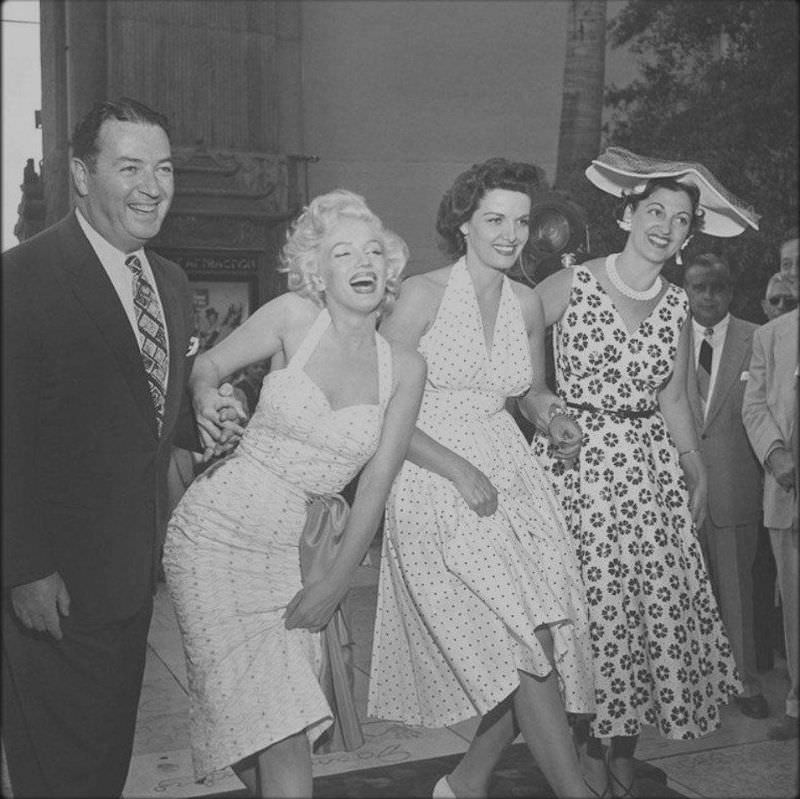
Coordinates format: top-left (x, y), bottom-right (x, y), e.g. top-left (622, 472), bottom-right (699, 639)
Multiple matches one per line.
top-left (55, 214), bottom-right (160, 436)
top-left (686, 325), bottom-right (704, 430)
top-left (704, 318), bottom-right (747, 428)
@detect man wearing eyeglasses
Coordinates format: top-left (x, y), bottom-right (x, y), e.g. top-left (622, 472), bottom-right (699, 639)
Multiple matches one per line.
top-left (762, 272), bottom-right (798, 321)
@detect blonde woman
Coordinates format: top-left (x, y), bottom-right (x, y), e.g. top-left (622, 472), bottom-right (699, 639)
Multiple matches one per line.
top-left (164, 190), bottom-right (425, 797)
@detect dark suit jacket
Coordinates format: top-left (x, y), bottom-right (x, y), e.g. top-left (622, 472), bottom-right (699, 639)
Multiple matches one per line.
top-left (2, 211), bottom-right (199, 623)
top-left (687, 314), bottom-right (762, 528)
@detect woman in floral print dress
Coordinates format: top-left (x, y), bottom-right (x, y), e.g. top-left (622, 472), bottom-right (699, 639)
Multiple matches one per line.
top-left (531, 148), bottom-right (759, 798)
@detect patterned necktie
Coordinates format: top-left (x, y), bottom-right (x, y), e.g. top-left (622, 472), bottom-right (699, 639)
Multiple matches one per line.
top-left (697, 326), bottom-right (714, 404)
top-left (126, 255), bottom-right (168, 431)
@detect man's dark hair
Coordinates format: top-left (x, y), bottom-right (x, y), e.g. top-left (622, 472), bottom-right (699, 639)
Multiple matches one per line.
top-left (71, 97), bottom-right (171, 169)
top-left (685, 252), bottom-right (733, 285)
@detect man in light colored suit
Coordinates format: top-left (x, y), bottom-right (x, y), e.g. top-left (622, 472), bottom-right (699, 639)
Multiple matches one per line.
top-left (761, 271), bottom-right (798, 322)
top-left (742, 262), bottom-right (798, 740)
top-left (685, 253), bottom-right (768, 718)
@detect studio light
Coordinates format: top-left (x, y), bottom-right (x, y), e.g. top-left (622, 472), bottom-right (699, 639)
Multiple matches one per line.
top-left (511, 192), bottom-right (589, 286)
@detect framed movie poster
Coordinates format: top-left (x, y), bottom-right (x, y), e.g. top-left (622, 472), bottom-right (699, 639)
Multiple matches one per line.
top-left (157, 249), bottom-right (261, 353)
top-left (190, 279), bottom-right (255, 353)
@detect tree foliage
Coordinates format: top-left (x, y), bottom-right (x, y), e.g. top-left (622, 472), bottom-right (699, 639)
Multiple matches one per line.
top-left (561, 0), bottom-right (798, 321)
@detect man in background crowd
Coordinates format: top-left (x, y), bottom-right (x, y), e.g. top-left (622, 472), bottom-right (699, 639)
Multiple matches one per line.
top-left (762, 271), bottom-right (798, 322)
top-left (742, 233), bottom-right (798, 741)
top-left (684, 253), bottom-right (767, 719)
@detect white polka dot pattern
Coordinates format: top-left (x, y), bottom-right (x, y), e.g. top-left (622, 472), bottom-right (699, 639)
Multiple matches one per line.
top-left (368, 259), bottom-right (595, 728)
top-left (163, 309), bottom-right (393, 779)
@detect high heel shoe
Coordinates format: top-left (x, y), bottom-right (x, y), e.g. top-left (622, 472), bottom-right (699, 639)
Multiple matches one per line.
top-left (433, 775), bottom-right (456, 798)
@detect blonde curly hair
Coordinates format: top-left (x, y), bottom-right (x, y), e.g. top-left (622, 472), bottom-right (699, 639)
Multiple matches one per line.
top-left (279, 189), bottom-right (408, 311)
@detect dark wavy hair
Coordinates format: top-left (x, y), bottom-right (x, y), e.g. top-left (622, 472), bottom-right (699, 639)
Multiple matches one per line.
top-left (71, 97), bottom-right (171, 170)
top-left (615, 177), bottom-right (705, 236)
top-left (436, 158), bottom-right (541, 258)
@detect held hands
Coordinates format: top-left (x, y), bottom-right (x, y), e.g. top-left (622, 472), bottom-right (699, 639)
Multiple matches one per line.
top-left (451, 456), bottom-right (498, 517)
top-left (284, 578), bottom-right (347, 633)
top-left (194, 382), bottom-right (248, 461)
top-left (547, 412), bottom-right (583, 464)
top-left (11, 572), bottom-right (71, 641)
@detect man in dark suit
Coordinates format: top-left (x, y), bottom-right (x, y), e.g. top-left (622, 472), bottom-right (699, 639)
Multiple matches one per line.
top-left (1, 98), bottom-right (236, 797)
top-left (684, 253), bottom-right (768, 719)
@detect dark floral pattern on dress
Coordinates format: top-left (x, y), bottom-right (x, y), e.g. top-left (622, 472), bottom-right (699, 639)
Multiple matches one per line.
top-left (532, 263), bottom-right (741, 740)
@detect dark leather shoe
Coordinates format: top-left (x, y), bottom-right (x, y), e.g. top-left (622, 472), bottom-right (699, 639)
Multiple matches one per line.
top-left (734, 693), bottom-right (769, 719)
top-left (767, 715), bottom-right (799, 740)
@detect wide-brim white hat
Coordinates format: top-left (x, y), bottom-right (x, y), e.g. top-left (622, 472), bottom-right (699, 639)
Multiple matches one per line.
top-left (585, 146), bottom-right (760, 237)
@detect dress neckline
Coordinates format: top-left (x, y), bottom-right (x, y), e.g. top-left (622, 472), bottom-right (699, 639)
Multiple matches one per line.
top-left (580, 261), bottom-right (673, 338)
top-left (453, 258), bottom-right (516, 359)
top-left (285, 307), bottom-right (392, 412)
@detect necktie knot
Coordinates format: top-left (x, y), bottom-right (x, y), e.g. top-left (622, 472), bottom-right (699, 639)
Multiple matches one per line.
top-left (704, 327), bottom-right (714, 340)
top-left (125, 254), bottom-right (143, 276)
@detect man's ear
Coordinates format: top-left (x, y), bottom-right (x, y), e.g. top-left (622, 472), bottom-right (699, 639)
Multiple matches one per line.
top-left (70, 158), bottom-right (90, 197)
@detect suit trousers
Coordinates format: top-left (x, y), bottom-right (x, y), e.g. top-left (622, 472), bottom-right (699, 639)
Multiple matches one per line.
top-left (1, 597), bottom-right (152, 798)
top-left (770, 526), bottom-right (799, 717)
top-left (698, 520), bottom-right (760, 693)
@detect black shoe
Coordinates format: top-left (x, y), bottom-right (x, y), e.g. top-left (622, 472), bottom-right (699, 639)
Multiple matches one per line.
top-left (734, 693), bottom-right (770, 719)
top-left (767, 715), bottom-right (799, 740)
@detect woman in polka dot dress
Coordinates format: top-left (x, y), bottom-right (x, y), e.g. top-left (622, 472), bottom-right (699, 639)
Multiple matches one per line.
top-left (533, 151), bottom-right (756, 797)
top-left (163, 191), bottom-right (426, 797)
top-left (368, 159), bottom-right (595, 799)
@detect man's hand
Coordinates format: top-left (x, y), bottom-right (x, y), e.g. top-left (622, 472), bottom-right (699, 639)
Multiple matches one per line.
top-left (11, 572), bottom-right (71, 641)
top-left (767, 446), bottom-right (796, 492)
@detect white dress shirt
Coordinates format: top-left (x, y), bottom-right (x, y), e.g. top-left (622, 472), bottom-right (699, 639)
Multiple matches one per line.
top-left (692, 313), bottom-right (730, 418)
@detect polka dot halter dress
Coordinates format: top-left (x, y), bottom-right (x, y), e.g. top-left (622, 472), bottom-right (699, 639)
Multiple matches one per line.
top-left (163, 308), bottom-right (392, 780)
top-left (368, 258), bottom-right (595, 728)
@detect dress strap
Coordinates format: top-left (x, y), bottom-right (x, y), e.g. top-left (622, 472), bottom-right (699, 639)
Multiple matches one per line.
top-left (375, 333), bottom-right (394, 409)
top-left (288, 308), bottom-right (331, 371)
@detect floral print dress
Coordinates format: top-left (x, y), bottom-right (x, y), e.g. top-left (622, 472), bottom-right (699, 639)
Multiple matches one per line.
top-left (532, 261), bottom-right (741, 740)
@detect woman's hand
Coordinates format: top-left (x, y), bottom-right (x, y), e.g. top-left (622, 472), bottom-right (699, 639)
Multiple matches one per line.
top-left (548, 413), bottom-right (582, 462)
top-left (688, 478), bottom-right (708, 529)
top-left (679, 451), bottom-right (708, 529)
top-left (450, 456), bottom-right (498, 517)
top-left (284, 578), bottom-right (347, 633)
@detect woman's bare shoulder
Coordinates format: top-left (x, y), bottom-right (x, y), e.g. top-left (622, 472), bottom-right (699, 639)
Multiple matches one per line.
top-left (402, 266), bottom-right (452, 294)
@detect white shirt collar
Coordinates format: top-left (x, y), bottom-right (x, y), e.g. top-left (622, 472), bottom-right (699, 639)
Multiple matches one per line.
top-left (75, 208), bottom-right (146, 268)
top-left (692, 313), bottom-right (730, 339)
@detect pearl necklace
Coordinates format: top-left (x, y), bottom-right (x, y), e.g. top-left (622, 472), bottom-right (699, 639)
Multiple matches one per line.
top-left (605, 254), bottom-right (662, 301)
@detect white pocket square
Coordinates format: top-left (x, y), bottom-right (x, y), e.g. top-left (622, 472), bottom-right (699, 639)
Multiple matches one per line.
top-left (740, 371), bottom-right (749, 381)
top-left (186, 336), bottom-right (200, 357)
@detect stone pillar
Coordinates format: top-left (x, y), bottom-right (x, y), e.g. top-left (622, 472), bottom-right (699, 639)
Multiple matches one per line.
top-left (39, 0), bottom-right (70, 225)
top-left (276, 2), bottom-right (303, 156)
top-left (65, 1), bottom-right (108, 134)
